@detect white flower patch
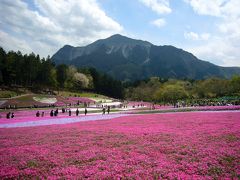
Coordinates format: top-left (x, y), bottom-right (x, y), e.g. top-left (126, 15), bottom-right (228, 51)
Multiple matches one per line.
top-left (33, 97), bottom-right (57, 104)
top-left (0, 100), bottom-right (6, 106)
top-left (89, 98), bottom-right (113, 103)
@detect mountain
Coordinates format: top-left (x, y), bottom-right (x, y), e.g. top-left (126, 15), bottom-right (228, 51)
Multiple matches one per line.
top-left (52, 34), bottom-right (240, 81)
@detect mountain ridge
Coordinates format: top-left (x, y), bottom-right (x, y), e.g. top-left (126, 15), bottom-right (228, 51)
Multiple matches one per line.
top-left (52, 34), bottom-right (240, 81)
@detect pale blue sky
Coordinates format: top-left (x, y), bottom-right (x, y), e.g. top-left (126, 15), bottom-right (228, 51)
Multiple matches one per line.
top-left (100, 0), bottom-right (217, 45)
top-left (0, 0), bottom-right (239, 66)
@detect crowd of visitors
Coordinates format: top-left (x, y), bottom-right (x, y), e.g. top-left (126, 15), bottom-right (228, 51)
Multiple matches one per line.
top-left (6, 112), bottom-right (14, 119)
top-left (5, 105), bottom-right (113, 120)
top-left (102, 106), bottom-right (110, 114)
top-left (5, 108), bottom-right (90, 120)
top-left (36, 111), bottom-right (44, 117)
top-left (173, 100), bottom-right (240, 108)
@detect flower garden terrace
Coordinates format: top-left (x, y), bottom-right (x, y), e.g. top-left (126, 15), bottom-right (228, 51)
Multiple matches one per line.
top-left (0, 94), bottom-right (97, 109)
top-left (0, 110), bottom-right (239, 179)
top-left (0, 94), bottom-right (156, 110)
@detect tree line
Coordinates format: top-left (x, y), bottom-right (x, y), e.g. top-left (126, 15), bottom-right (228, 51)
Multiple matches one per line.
top-left (0, 48), bottom-right (123, 98)
top-left (1, 47), bottom-right (240, 103)
top-left (125, 76), bottom-right (240, 104)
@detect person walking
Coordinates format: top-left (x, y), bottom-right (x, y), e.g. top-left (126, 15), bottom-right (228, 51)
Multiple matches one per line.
top-left (102, 107), bottom-right (106, 115)
top-left (6, 112), bottom-right (11, 119)
top-left (84, 108), bottom-right (87, 115)
top-left (54, 110), bottom-right (57, 116)
top-left (107, 106), bottom-right (110, 114)
top-left (54, 108), bottom-right (59, 116)
top-left (76, 108), bottom-right (79, 116)
top-left (36, 111), bottom-right (40, 117)
top-left (50, 110), bottom-right (54, 117)
top-left (69, 109), bottom-right (72, 116)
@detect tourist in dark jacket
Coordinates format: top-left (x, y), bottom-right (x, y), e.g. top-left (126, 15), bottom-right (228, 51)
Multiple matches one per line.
top-left (54, 108), bottom-right (59, 116)
top-left (76, 108), bottom-right (79, 116)
top-left (50, 110), bottom-right (54, 117)
top-left (36, 111), bottom-right (40, 117)
top-left (6, 112), bottom-right (11, 119)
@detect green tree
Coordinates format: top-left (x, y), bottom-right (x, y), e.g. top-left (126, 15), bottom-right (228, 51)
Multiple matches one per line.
top-left (230, 75), bottom-right (240, 95)
top-left (65, 66), bottom-right (77, 89)
top-left (0, 48), bottom-right (6, 84)
top-left (38, 57), bottom-right (57, 88)
top-left (56, 64), bottom-right (68, 88)
top-left (193, 78), bottom-right (229, 98)
top-left (125, 77), bottom-right (162, 101)
top-left (155, 84), bottom-right (188, 104)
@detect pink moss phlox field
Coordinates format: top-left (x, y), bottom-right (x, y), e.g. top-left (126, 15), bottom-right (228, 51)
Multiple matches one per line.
top-left (193, 105), bottom-right (240, 111)
top-left (0, 111), bottom-right (240, 179)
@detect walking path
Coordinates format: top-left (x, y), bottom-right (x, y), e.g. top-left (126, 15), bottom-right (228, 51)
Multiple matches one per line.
top-left (0, 114), bottom-right (130, 128)
top-left (1, 105), bottom-right (239, 128)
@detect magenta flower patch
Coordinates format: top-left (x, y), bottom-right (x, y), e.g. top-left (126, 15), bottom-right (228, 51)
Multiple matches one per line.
top-left (0, 111), bottom-right (239, 179)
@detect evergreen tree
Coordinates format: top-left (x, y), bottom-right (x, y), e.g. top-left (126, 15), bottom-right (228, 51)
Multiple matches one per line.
top-left (56, 64), bottom-right (68, 88)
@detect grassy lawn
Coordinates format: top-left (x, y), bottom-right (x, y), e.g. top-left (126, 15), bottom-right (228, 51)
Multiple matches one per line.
top-left (0, 90), bottom-right (19, 98)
